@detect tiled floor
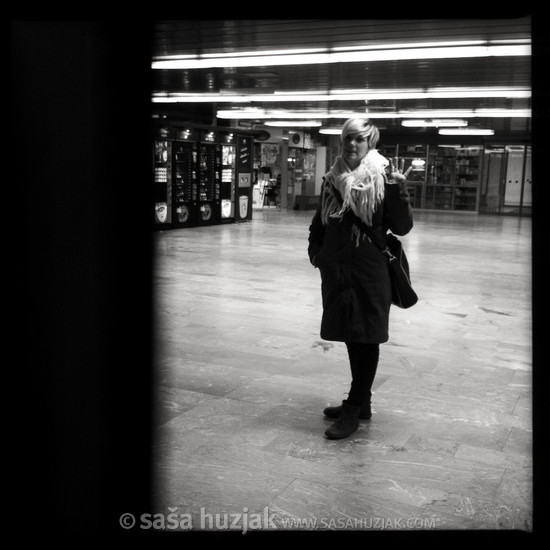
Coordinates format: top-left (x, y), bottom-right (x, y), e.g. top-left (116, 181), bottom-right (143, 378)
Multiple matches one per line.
top-left (151, 207), bottom-right (532, 533)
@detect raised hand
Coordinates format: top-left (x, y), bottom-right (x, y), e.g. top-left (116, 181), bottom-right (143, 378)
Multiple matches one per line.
top-left (388, 157), bottom-right (413, 183)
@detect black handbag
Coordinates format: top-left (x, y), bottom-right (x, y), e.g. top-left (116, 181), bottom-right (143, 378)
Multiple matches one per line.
top-left (382, 233), bottom-right (418, 309)
top-left (361, 225), bottom-right (418, 309)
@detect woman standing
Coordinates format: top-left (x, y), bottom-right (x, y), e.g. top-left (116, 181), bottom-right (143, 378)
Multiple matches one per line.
top-left (308, 118), bottom-right (413, 440)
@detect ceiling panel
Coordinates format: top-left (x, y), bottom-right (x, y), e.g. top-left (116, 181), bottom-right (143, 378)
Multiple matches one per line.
top-left (151, 18), bottom-right (532, 141)
top-left (153, 18), bottom-right (531, 54)
top-left (154, 56), bottom-right (531, 93)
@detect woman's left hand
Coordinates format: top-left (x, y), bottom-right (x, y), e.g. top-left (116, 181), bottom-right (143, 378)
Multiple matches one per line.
top-left (387, 157), bottom-right (413, 183)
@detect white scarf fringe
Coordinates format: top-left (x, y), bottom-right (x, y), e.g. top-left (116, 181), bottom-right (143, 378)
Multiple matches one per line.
top-left (321, 149), bottom-right (388, 228)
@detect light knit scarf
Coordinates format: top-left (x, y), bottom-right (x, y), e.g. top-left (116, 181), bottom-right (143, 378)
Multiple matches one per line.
top-left (321, 149), bottom-right (388, 229)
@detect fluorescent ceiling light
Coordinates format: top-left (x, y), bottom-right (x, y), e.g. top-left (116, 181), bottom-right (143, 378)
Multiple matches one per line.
top-left (272, 87), bottom-right (531, 100)
top-left (216, 109), bottom-right (355, 120)
top-left (368, 109), bottom-right (531, 119)
top-left (216, 108), bottom-right (267, 117)
top-left (402, 119), bottom-right (468, 127)
top-left (216, 108), bottom-right (531, 120)
top-left (152, 40), bottom-right (530, 69)
top-left (319, 128), bottom-right (343, 135)
top-left (331, 38), bottom-right (529, 51)
top-left (202, 47), bottom-right (326, 58)
top-left (265, 120), bottom-right (322, 127)
top-left (439, 128), bottom-right (494, 135)
top-left (152, 86), bottom-right (530, 103)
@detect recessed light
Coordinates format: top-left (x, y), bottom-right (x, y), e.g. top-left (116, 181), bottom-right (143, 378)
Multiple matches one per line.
top-left (265, 121), bottom-right (322, 127)
top-left (438, 128), bottom-right (494, 135)
top-left (402, 119), bottom-right (468, 127)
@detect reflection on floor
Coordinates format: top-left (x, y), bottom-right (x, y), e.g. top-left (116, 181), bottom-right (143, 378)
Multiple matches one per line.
top-left (151, 208), bottom-right (532, 533)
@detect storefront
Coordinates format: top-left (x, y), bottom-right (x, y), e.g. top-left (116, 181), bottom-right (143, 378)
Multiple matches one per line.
top-left (153, 119), bottom-right (531, 224)
top-left (270, 134), bottom-right (532, 217)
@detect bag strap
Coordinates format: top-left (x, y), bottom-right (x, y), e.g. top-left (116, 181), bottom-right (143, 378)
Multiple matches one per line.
top-left (356, 220), bottom-right (397, 264)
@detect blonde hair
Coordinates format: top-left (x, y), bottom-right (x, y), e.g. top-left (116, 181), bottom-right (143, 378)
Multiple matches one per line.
top-left (341, 118), bottom-right (380, 150)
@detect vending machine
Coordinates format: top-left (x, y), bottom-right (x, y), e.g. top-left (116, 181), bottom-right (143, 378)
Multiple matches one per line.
top-left (236, 135), bottom-right (253, 222)
top-left (220, 131), bottom-right (237, 222)
top-left (153, 126), bottom-right (173, 228)
top-left (152, 119), bottom-right (254, 230)
top-left (196, 130), bottom-right (221, 226)
top-left (172, 127), bottom-right (199, 228)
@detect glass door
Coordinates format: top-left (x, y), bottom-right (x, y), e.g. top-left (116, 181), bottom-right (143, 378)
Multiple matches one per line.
top-left (480, 145), bottom-right (531, 216)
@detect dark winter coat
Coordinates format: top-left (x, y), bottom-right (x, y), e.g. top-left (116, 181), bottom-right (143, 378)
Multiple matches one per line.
top-left (308, 181), bottom-right (413, 343)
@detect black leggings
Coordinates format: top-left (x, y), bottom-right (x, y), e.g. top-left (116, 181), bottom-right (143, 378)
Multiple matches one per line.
top-left (345, 342), bottom-right (380, 408)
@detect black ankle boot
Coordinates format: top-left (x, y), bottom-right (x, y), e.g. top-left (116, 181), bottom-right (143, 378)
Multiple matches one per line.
top-left (323, 400), bottom-right (371, 420)
top-left (324, 400), bottom-right (361, 440)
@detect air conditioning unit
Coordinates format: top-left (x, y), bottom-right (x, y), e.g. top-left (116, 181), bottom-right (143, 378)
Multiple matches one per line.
top-left (254, 126), bottom-right (284, 143)
top-left (289, 131), bottom-right (304, 147)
